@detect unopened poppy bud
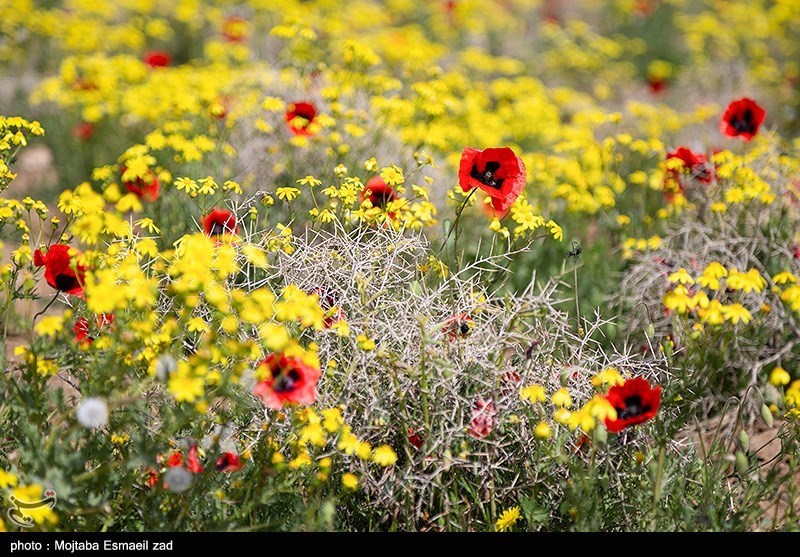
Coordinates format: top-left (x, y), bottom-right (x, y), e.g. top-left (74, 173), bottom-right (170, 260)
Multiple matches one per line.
top-left (734, 450), bottom-right (749, 476)
top-left (646, 323), bottom-right (655, 338)
top-left (738, 430), bottom-right (749, 452)
top-left (761, 404), bottom-right (774, 428)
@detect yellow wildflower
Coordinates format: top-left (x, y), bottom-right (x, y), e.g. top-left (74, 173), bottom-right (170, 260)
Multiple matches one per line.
top-left (495, 506), bottom-right (521, 532)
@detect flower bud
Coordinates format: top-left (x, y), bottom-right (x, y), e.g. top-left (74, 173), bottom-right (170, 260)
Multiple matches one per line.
top-left (738, 430), bottom-right (749, 453)
top-left (734, 450), bottom-right (749, 476)
top-left (761, 404), bottom-right (774, 428)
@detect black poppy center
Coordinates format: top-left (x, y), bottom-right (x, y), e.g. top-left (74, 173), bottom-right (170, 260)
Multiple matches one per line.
top-left (209, 220), bottom-right (230, 236)
top-left (294, 108), bottom-right (315, 124)
top-left (368, 190), bottom-right (396, 209)
top-left (730, 109), bottom-right (755, 133)
top-left (459, 322), bottom-right (471, 335)
top-left (55, 273), bottom-right (79, 292)
top-left (691, 163), bottom-right (712, 180)
top-left (216, 455), bottom-right (233, 471)
top-left (470, 161), bottom-right (504, 190)
top-left (273, 368), bottom-right (301, 393)
top-left (617, 394), bottom-right (650, 420)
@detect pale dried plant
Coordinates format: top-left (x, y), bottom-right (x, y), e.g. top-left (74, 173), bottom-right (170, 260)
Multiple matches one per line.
top-left (615, 138), bottom-right (800, 413)
top-left (267, 220), bottom-right (671, 527)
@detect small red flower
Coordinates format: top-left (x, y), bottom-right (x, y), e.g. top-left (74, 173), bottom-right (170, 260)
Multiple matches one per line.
top-left (222, 16), bottom-right (247, 43)
top-left (285, 102), bottom-right (317, 136)
top-left (73, 318), bottom-right (91, 344)
top-left (121, 165), bottom-right (160, 202)
top-left (74, 313), bottom-right (115, 345)
top-left (468, 398), bottom-right (496, 439)
top-left (360, 176), bottom-right (400, 219)
top-left (167, 452), bottom-right (183, 467)
top-left (666, 146), bottom-right (715, 184)
top-left (647, 77), bottom-right (668, 95)
top-left (634, 0), bottom-right (657, 16)
top-left (315, 287), bottom-right (345, 328)
top-left (444, 313), bottom-right (474, 340)
top-left (253, 354), bottom-right (322, 410)
top-left (720, 97), bottom-right (766, 141)
top-left (407, 428), bottom-right (423, 451)
top-left (204, 208), bottom-right (238, 236)
top-left (458, 147), bottom-right (526, 212)
top-left (143, 50), bottom-right (171, 68)
top-left (187, 444), bottom-right (203, 474)
top-left (144, 467), bottom-right (159, 489)
top-left (33, 244), bottom-right (86, 297)
top-left (603, 377), bottom-right (661, 433)
top-left (72, 122), bottom-right (95, 141)
top-left (216, 452), bottom-right (244, 473)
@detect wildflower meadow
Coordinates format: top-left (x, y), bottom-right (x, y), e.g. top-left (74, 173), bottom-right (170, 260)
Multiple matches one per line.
top-left (1, 0), bottom-right (800, 533)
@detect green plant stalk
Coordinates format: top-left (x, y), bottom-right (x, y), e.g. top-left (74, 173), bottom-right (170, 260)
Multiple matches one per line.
top-left (651, 444), bottom-right (666, 530)
top-left (573, 262), bottom-right (581, 333)
top-left (436, 188), bottom-right (476, 257)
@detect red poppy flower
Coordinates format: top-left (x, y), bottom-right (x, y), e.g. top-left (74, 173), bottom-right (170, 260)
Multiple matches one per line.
top-left (634, 0), bottom-right (657, 16)
top-left (468, 399), bottom-right (496, 439)
top-left (33, 244), bottom-right (86, 297)
top-left (72, 122), bottom-right (95, 141)
top-left (167, 452), bottom-right (183, 467)
top-left (74, 318), bottom-right (90, 343)
top-left (720, 98), bottom-right (766, 141)
top-left (253, 353), bottom-right (322, 410)
top-left (143, 50), bottom-right (171, 68)
top-left (407, 428), bottom-right (423, 451)
top-left (314, 287), bottom-right (345, 328)
top-left (222, 15), bottom-right (247, 43)
top-left (603, 377), bottom-right (661, 433)
top-left (204, 208), bottom-right (238, 236)
top-left (360, 176), bottom-right (398, 209)
top-left (187, 444), bottom-right (203, 474)
top-left (666, 146), bottom-right (715, 185)
top-left (216, 452), bottom-right (244, 473)
top-left (120, 165), bottom-right (160, 202)
top-left (144, 467), bottom-right (159, 489)
top-left (458, 147), bottom-right (526, 212)
top-left (647, 77), bottom-right (667, 95)
top-left (166, 445), bottom-right (203, 473)
top-left (74, 313), bottom-right (115, 345)
top-left (444, 313), bottom-right (474, 340)
top-left (285, 102), bottom-right (317, 136)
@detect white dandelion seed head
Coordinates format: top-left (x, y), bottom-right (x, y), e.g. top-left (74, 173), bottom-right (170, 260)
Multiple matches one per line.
top-left (76, 397), bottom-right (109, 430)
top-left (163, 467), bottom-right (192, 493)
top-left (155, 354), bottom-right (177, 381)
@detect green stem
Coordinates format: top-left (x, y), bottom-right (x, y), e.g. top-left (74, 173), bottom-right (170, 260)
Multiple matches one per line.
top-left (573, 263), bottom-right (581, 333)
top-left (435, 189), bottom-right (476, 256)
top-left (651, 445), bottom-right (666, 530)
